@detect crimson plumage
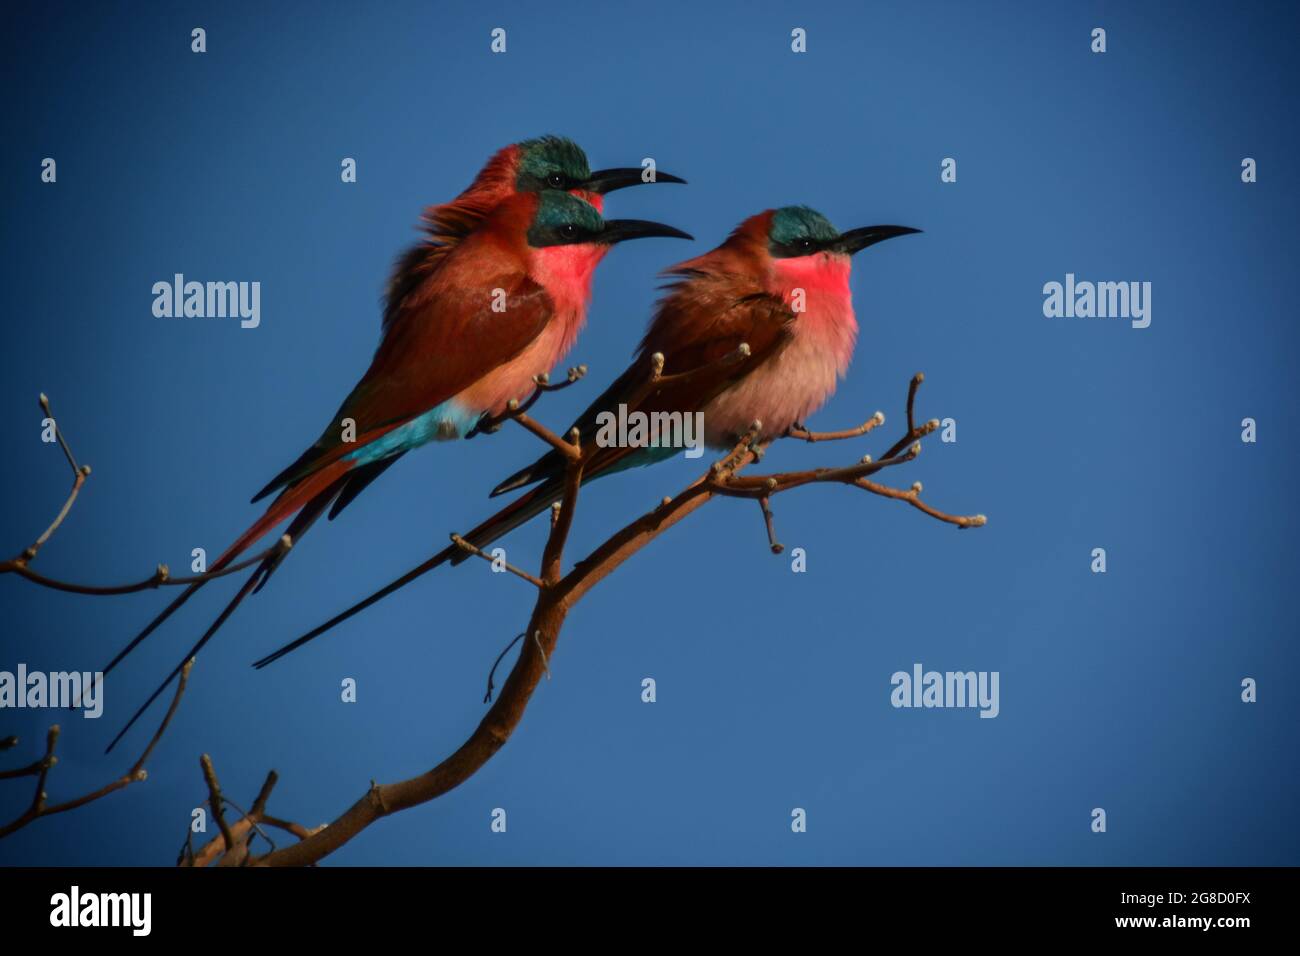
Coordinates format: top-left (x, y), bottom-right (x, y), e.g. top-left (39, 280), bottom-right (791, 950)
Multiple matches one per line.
top-left (255, 206), bottom-right (919, 669)
top-left (101, 138), bottom-right (688, 751)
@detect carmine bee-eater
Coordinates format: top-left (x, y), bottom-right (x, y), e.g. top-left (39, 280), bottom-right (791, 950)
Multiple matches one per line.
top-left (256, 206), bottom-right (918, 667)
top-left (103, 139), bottom-right (689, 750)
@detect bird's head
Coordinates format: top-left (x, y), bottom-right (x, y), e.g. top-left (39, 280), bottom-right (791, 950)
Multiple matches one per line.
top-left (526, 191), bottom-right (692, 249)
top-left (768, 205), bottom-right (920, 261)
top-left (514, 136), bottom-right (685, 212)
top-left (525, 191), bottom-right (692, 290)
top-left (761, 205), bottom-right (920, 297)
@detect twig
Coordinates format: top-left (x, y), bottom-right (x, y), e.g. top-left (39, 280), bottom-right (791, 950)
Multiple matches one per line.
top-left (466, 365), bottom-right (588, 438)
top-left (5, 372), bottom-right (983, 864)
top-left (2, 536), bottom-right (292, 596)
top-left (710, 443), bottom-right (921, 498)
top-left (185, 769), bottom-right (320, 867)
top-left (510, 412), bottom-right (581, 460)
top-left (788, 411), bottom-right (885, 443)
top-left (450, 535), bottom-right (545, 588)
top-left (0, 660), bottom-right (194, 839)
top-left (220, 796), bottom-right (277, 853)
top-left (39, 393), bottom-right (81, 474)
top-left (758, 496), bottom-right (783, 553)
top-left (200, 754), bottom-right (235, 854)
top-left (0, 726), bottom-right (58, 838)
top-left (855, 477), bottom-right (987, 529)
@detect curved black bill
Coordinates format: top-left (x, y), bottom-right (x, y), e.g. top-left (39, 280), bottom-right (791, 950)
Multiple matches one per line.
top-left (834, 225), bottom-right (921, 255)
top-left (600, 219), bottom-right (693, 244)
top-left (584, 167), bottom-right (687, 194)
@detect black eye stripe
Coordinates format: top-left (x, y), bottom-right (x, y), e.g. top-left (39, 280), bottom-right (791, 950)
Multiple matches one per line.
top-left (770, 236), bottom-right (824, 258)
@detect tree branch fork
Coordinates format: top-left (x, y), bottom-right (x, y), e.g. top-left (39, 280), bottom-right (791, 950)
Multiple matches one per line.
top-left (2, 357), bottom-right (984, 864)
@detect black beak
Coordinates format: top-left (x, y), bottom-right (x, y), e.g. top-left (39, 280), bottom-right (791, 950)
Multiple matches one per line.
top-left (599, 219), bottom-right (693, 244)
top-left (583, 167), bottom-right (687, 194)
top-left (834, 225), bottom-right (921, 255)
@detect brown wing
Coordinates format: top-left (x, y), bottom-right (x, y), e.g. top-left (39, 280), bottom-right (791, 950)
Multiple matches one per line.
top-left (255, 241), bottom-right (553, 502)
top-left (492, 271), bottom-right (794, 495)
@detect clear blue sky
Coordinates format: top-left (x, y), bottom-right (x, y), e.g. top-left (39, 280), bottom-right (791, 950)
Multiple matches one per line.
top-left (1, 0), bottom-right (1296, 865)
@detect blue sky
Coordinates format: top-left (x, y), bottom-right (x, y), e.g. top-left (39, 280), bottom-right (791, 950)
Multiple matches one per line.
top-left (0, 0), bottom-right (1296, 865)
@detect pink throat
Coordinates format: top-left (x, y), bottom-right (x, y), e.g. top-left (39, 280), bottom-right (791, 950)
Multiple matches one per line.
top-left (457, 243), bottom-right (606, 417)
top-left (700, 252), bottom-right (859, 445)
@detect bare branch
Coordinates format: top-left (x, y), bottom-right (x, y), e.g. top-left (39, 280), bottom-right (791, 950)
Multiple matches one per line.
top-left (450, 534), bottom-right (545, 589)
top-left (22, 466), bottom-right (90, 562)
top-left (200, 754), bottom-right (235, 854)
top-left (757, 496), bottom-right (783, 554)
top-left (39, 393), bottom-right (81, 474)
top-left (186, 769), bottom-right (321, 868)
top-left (0, 660), bottom-right (193, 839)
top-left (466, 364), bottom-right (588, 438)
top-left (5, 372), bottom-right (983, 865)
top-left (2, 535), bottom-right (293, 597)
top-left (0, 726), bottom-right (59, 838)
top-left (855, 477), bottom-right (987, 529)
top-left (788, 411), bottom-right (885, 443)
top-left (510, 410), bottom-right (581, 459)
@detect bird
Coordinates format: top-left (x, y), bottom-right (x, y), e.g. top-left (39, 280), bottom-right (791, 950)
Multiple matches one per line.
top-left (255, 205), bottom-right (919, 668)
top-left (101, 155), bottom-right (690, 751)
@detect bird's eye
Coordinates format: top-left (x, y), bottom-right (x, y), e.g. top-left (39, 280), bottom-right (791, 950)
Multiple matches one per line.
top-left (799, 238), bottom-right (813, 251)
top-left (561, 223), bottom-right (579, 239)
top-left (547, 172), bottom-right (566, 188)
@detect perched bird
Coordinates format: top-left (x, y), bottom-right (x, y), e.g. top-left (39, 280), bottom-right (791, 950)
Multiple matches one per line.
top-left (257, 206), bottom-right (918, 667)
top-left (103, 154), bottom-right (689, 750)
